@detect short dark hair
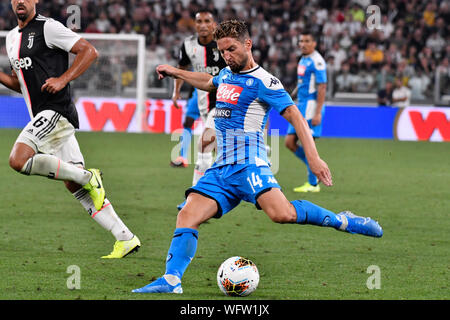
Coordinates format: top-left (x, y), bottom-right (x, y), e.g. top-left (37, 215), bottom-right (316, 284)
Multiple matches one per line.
top-left (195, 8), bottom-right (216, 20)
top-left (300, 29), bottom-right (316, 41)
top-left (213, 20), bottom-right (250, 42)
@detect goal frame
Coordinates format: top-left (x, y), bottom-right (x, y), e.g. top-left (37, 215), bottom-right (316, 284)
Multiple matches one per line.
top-left (0, 31), bottom-right (147, 132)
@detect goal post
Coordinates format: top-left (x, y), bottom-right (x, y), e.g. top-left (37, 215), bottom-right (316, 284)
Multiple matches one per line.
top-left (0, 31), bottom-right (147, 132)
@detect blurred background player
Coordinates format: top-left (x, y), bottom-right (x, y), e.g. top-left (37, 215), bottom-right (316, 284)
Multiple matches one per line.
top-left (286, 30), bottom-right (327, 193)
top-left (170, 88), bottom-right (199, 168)
top-left (1, 0), bottom-right (140, 258)
top-left (169, 9), bottom-right (226, 186)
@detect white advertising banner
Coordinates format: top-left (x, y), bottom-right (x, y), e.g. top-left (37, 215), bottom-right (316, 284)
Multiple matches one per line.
top-left (395, 106), bottom-right (450, 142)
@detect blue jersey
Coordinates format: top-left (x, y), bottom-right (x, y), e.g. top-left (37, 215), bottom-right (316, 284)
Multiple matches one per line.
top-left (297, 50), bottom-right (327, 103)
top-left (211, 65), bottom-right (294, 167)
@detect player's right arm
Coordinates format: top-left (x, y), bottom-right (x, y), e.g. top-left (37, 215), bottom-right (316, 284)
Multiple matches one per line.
top-left (0, 70), bottom-right (21, 93)
top-left (156, 64), bottom-right (215, 92)
top-left (172, 42), bottom-right (192, 108)
top-left (282, 105), bottom-right (332, 186)
top-left (172, 65), bottom-right (189, 109)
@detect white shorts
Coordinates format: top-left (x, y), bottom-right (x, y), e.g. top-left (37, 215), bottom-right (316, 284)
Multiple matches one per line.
top-left (203, 109), bottom-right (215, 130)
top-left (15, 110), bottom-right (85, 167)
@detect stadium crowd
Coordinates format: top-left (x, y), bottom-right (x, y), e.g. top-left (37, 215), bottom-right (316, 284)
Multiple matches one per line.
top-left (0, 0), bottom-right (448, 102)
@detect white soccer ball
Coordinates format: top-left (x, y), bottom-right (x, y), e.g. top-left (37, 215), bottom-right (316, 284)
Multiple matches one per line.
top-left (217, 256), bottom-right (259, 297)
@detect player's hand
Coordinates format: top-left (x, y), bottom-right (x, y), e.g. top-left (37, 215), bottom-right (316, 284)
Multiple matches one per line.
top-left (156, 64), bottom-right (177, 80)
top-left (172, 92), bottom-right (181, 109)
top-left (41, 77), bottom-right (67, 94)
top-left (311, 113), bottom-right (322, 126)
top-left (309, 157), bottom-right (333, 187)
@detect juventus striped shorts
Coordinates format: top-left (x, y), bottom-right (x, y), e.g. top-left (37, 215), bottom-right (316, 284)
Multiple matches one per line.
top-left (16, 110), bottom-right (85, 166)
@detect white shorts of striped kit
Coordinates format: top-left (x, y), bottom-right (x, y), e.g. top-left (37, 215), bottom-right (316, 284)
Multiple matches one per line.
top-left (15, 110), bottom-right (85, 167)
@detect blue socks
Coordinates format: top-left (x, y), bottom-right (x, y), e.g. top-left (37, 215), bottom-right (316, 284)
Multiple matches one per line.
top-left (291, 200), bottom-right (342, 228)
top-left (180, 128), bottom-right (192, 160)
top-left (165, 228), bottom-right (198, 280)
top-left (294, 146), bottom-right (318, 186)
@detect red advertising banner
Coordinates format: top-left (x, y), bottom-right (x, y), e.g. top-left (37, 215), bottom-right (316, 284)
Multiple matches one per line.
top-left (75, 97), bottom-right (204, 134)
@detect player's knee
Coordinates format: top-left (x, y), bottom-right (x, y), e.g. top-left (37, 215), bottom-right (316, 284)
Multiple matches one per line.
top-left (268, 204), bottom-right (296, 224)
top-left (284, 137), bottom-right (297, 152)
top-left (270, 212), bottom-right (293, 224)
top-left (176, 207), bottom-right (204, 229)
top-left (64, 181), bottom-right (82, 193)
top-left (9, 154), bottom-right (28, 172)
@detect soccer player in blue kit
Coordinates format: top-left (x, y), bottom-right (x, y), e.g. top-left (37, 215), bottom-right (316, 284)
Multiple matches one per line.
top-left (286, 30), bottom-right (327, 193)
top-left (133, 20), bottom-right (383, 294)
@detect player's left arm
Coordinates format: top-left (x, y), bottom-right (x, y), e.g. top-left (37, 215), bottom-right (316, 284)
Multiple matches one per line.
top-left (311, 57), bottom-right (327, 126)
top-left (41, 39), bottom-right (98, 94)
top-left (283, 105), bottom-right (332, 186)
top-left (156, 64), bottom-right (216, 92)
top-left (312, 83), bottom-right (327, 126)
top-left (259, 76), bottom-right (332, 186)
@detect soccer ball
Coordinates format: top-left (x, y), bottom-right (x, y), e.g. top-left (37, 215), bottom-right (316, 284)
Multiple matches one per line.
top-left (217, 256), bottom-right (259, 297)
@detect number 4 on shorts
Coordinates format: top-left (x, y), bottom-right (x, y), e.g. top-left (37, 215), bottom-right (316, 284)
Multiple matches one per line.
top-left (247, 172), bottom-right (262, 193)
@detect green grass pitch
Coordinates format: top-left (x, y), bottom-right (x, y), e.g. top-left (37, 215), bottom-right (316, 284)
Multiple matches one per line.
top-left (0, 129), bottom-right (448, 300)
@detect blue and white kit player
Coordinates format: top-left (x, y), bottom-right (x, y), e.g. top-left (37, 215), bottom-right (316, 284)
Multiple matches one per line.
top-left (286, 30), bottom-right (328, 193)
top-left (133, 20), bottom-right (382, 294)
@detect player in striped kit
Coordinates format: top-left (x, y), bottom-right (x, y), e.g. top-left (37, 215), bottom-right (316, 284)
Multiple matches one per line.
top-left (133, 20), bottom-right (382, 294)
top-left (0, 0), bottom-right (140, 258)
top-left (170, 9), bottom-right (226, 188)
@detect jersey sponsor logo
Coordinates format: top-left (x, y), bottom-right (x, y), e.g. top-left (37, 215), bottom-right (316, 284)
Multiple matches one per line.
top-left (216, 84), bottom-right (243, 105)
top-left (194, 65), bottom-right (221, 75)
top-left (11, 57), bottom-right (33, 70)
top-left (297, 65), bottom-right (306, 76)
top-left (214, 107), bottom-right (232, 118)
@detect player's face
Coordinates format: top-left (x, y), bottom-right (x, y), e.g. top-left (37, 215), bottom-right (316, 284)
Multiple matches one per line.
top-left (217, 37), bottom-right (251, 73)
top-left (195, 12), bottom-right (215, 38)
top-left (299, 35), bottom-right (316, 55)
top-left (11, 0), bottom-right (37, 21)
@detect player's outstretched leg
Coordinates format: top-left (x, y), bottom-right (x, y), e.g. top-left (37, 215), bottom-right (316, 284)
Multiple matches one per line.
top-left (258, 189), bottom-right (383, 238)
top-left (291, 200), bottom-right (383, 237)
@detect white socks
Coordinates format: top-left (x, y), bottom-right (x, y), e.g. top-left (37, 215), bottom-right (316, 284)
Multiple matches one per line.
top-left (21, 154), bottom-right (91, 185)
top-left (73, 188), bottom-right (133, 241)
top-left (192, 152), bottom-right (213, 185)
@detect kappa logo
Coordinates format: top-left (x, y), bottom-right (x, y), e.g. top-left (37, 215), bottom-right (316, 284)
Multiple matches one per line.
top-left (269, 77), bottom-right (280, 87)
top-left (216, 84), bottom-right (243, 105)
top-left (267, 176), bottom-right (277, 184)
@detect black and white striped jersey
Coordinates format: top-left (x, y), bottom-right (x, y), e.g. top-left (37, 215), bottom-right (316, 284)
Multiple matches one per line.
top-left (6, 14), bottom-right (81, 128)
top-left (179, 36), bottom-right (226, 117)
